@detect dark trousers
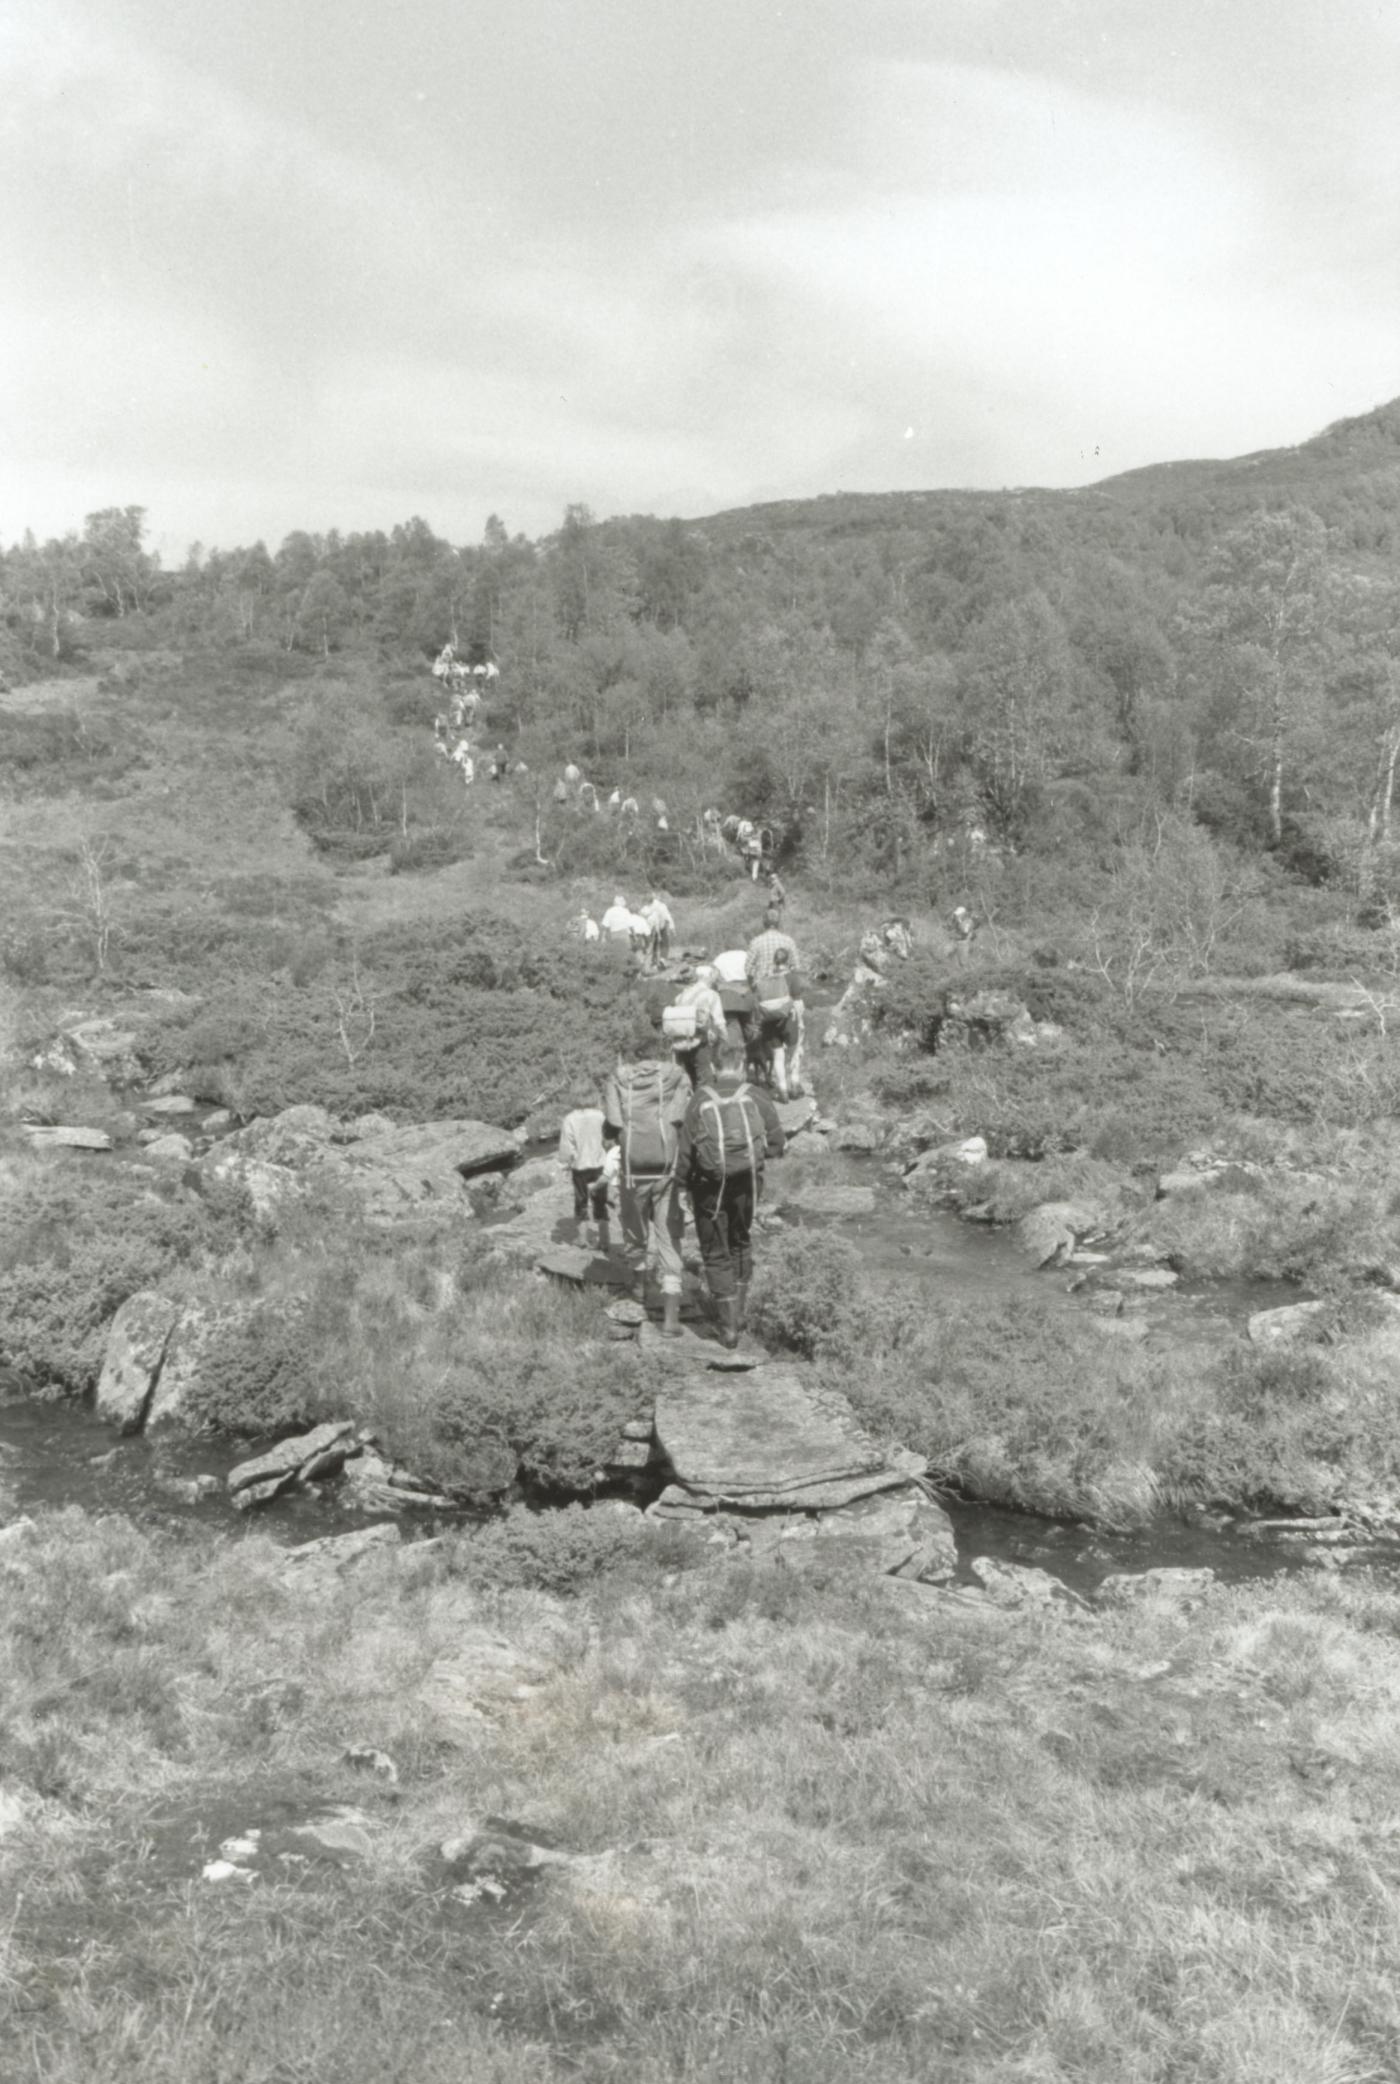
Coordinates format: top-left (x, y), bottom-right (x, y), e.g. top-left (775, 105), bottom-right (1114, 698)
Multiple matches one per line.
top-left (572, 1167), bottom-right (609, 1221)
top-left (676, 1043), bottom-right (717, 1089)
top-left (689, 1168), bottom-right (757, 1300)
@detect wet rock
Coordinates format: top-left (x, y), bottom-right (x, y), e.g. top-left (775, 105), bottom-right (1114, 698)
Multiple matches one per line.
top-left (1247, 1301), bottom-right (1328, 1346)
top-left (1096, 1566), bottom-right (1215, 1610)
top-left (227, 1421), bottom-right (357, 1500)
top-left (1015, 1202), bottom-right (1098, 1269)
top-left (968, 1557), bottom-right (1087, 1610)
top-left (143, 1094), bottom-right (197, 1116)
top-left (143, 1132), bottom-right (193, 1163)
top-left (341, 1450), bottom-right (454, 1511)
top-left (155, 1473), bottom-right (221, 1504)
top-left (778, 1485), bottom-right (958, 1583)
top-left (23, 1124), bottom-right (113, 1151)
top-left (96, 1290), bottom-right (182, 1433)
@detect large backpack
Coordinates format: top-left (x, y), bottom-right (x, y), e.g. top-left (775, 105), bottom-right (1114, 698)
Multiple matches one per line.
top-left (607, 1060), bottom-right (688, 1183)
top-left (691, 1083), bottom-right (767, 1181)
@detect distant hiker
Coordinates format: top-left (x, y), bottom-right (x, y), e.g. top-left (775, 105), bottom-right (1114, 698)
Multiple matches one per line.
top-left (675, 1041), bottom-right (786, 1348)
top-left (951, 905), bottom-right (975, 965)
top-left (564, 763), bottom-right (582, 787)
top-left (603, 1056), bottom-right (691, 1335)
top-left (664, 964), bottom-right (727, 1087)
top-left (641, 890), bottom-right (675, 968)
top-left (601, 893), bottom-right (636, 940)
top-left (608, 787), bottom-right (622, 812)
top-left (558, 1091), bottom-right (611, 1242)
top-left (568, 908), bottom-right (601, 944)
top-left (620, 795), bottom-right (640, 820)
top-left (883, 916), bottom-right (913, 961)
top-left (745, 911), bottom-right (800, 990)
top-left (741, 828), bottom-right (765, 880)
top-left (765, 868), bottom-right (786, 914)
top-left (489, 744), bottom-right (508, 782)
top-left (553, 777), bottom-right (570, 804)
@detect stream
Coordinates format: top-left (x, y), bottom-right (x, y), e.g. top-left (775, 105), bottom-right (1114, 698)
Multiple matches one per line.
top-left (3, 1135), bottom-right (1382, 1591)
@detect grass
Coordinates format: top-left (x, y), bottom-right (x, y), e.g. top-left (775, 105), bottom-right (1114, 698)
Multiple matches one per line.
top-left (4, 1511), bottom-right (1400, 2080)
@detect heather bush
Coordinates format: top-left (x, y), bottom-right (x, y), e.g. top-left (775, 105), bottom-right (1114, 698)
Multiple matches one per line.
top-left (460, 1503), bottom-right (654, 1593)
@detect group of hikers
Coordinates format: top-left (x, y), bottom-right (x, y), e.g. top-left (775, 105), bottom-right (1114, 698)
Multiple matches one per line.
top-left (557, 1042), bottom-right (786, 1351)
top-left (553, 896), bottom-right (809, 1348)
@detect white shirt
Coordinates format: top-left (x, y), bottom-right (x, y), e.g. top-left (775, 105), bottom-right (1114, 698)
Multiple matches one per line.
top-left (712, 949), bottom-right (750, 984)
top-left (600, 903), bottom-right (634, 933)
top-left (643, 898), bottom-right (674, 932)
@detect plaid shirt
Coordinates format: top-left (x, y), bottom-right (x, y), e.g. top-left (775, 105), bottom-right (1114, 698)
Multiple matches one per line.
top-left (745, 929), bottom-right (799, 985)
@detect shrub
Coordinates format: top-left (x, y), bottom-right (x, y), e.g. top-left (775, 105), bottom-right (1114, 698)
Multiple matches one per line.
top-left (460, 1503), bottom-right (653, 1593)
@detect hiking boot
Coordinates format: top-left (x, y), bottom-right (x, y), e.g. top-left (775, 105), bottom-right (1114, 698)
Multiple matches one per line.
top-left (661, 1291), bottom-right (683, 1339)
top-left (717, 1297), bottom-right (741, 1350)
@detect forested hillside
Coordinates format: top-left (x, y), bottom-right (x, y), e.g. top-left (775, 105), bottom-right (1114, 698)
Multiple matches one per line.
top-left (8, 397), bottom-right (1400, 926)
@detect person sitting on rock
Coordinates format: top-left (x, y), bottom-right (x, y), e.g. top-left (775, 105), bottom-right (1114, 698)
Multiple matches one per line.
top-left (674, 1040), bottom-right (786, 1349)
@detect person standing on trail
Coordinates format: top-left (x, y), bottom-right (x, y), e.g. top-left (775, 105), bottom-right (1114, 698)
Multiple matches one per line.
top-left (765, 867), bottom-right (786, 915)
top-left (641, 890), bottom-right (675, 969)
top-left (674, 1040), bottom-right (785, 1349)
top-left (745, 910), bottom-right (800, 993)
top-left (557, 1088), bottom-right (611, 1245)
top-left (603, 1055), bottom-right (691, 1337)
top-left (950, 905), bottom-right (975, 965)
top-left (663, 963), bottom-right (727, 1088)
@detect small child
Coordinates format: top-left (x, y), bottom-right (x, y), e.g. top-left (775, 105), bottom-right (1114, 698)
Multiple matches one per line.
top-left (558, 1093), bottom-right (610, 1231)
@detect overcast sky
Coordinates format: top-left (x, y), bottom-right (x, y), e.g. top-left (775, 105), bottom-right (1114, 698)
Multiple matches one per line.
top-left (3, 0), bottom-right (1399, 560)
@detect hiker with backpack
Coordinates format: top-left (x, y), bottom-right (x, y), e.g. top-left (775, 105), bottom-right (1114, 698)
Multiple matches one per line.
top-left (748, 945), bottom-right (803, 1100)
top-left (557, 1086), bottom-right (612, 1247)
top-left (602, 1055), bottom-right (692, 1336)
top-left (674, 1041), bottom-right (786, 1349)
top-left (711, 945), bottom-right (759, 1056)
top-left (663, 964), bottom-right (727, 1087)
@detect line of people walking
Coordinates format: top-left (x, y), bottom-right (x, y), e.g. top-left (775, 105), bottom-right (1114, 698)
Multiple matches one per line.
top-left (558, 1036), bottom-right (786, 1350)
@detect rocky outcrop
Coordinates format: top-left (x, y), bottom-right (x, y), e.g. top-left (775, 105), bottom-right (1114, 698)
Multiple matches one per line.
top-left (95, 1290), bottom-right (182, 1432)
top-left (143, 1132), bottom-right (194, 1163)
top-left (942, 989), bottom-right (1038, 1049)
top-left (227, 1421), bottom-right (357, 1508)
top-left (147, 1298), bottom-right (267, 1428)
top-left (1247, 1301), bottom-right (1328, 1346)
top-left (195, 1106), bottom-right (520, 1224)
top-left (33, 1017), bottom-right (141, 1085)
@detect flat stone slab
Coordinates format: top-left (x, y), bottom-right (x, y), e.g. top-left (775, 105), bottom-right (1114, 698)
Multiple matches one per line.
top-left (227, 1421), bottom-right (356, 1496)
top-left (537, 1247), bottom-right (631, 1287)
top-left (654, 1365), bottom-right (889, 1499)
top-left (650, 1467), bottom-right (911, 1515)
top-left (25, 1125), bottom-right (112, 1151)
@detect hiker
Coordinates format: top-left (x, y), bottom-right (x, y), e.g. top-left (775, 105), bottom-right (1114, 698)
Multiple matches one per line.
top-left (557, 1088), bottom-right (612, 1244)
top-left (563, 763), bottom-right (582, 787)
top-left (712, 946), bottom-right (758, 1054)
top-left (641, 890), bottom-right (675, 968)
top-left (489, 744), bottom-right (508, 782)
top-left (663, 964), bottom-right (727, 1087)
top-left (748, 945), bottom-right (803, 1100)
top-left (951, 905), bottom-right (976, 963)
top-left (765, 867), bottom-right (786, 915)
top-left (603, 1055), bottom-right (691, 1334)
top-left (601, 892), bottom-right (637, 941)
top-left (674, 1040), bottom-right (786, 1348)
top-left (746, 911), bottom-right (805, 1098)
top-left (883, 917), bottom-right (913, 961)
top-left (741, 827), bottom-right (765, 880)
top-left (568, 908), bottom-right (601, 943)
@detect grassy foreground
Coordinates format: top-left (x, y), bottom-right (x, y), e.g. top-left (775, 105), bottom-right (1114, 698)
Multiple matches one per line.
top-left (3, 1512), bottom-right (1400, 2082)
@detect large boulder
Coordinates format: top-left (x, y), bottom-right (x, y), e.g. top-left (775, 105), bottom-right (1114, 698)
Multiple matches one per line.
top-left (146, 1298), bottom-right (264, 1428)
top-left (96, 1290), bottom-right (182, 1433)
top-left (338, 1118), bottom-right (520, 1218)
top-left (227, 1421), bottom-right (357, 1506)
top-left (942, 990), bottom-right (1037, 1049)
